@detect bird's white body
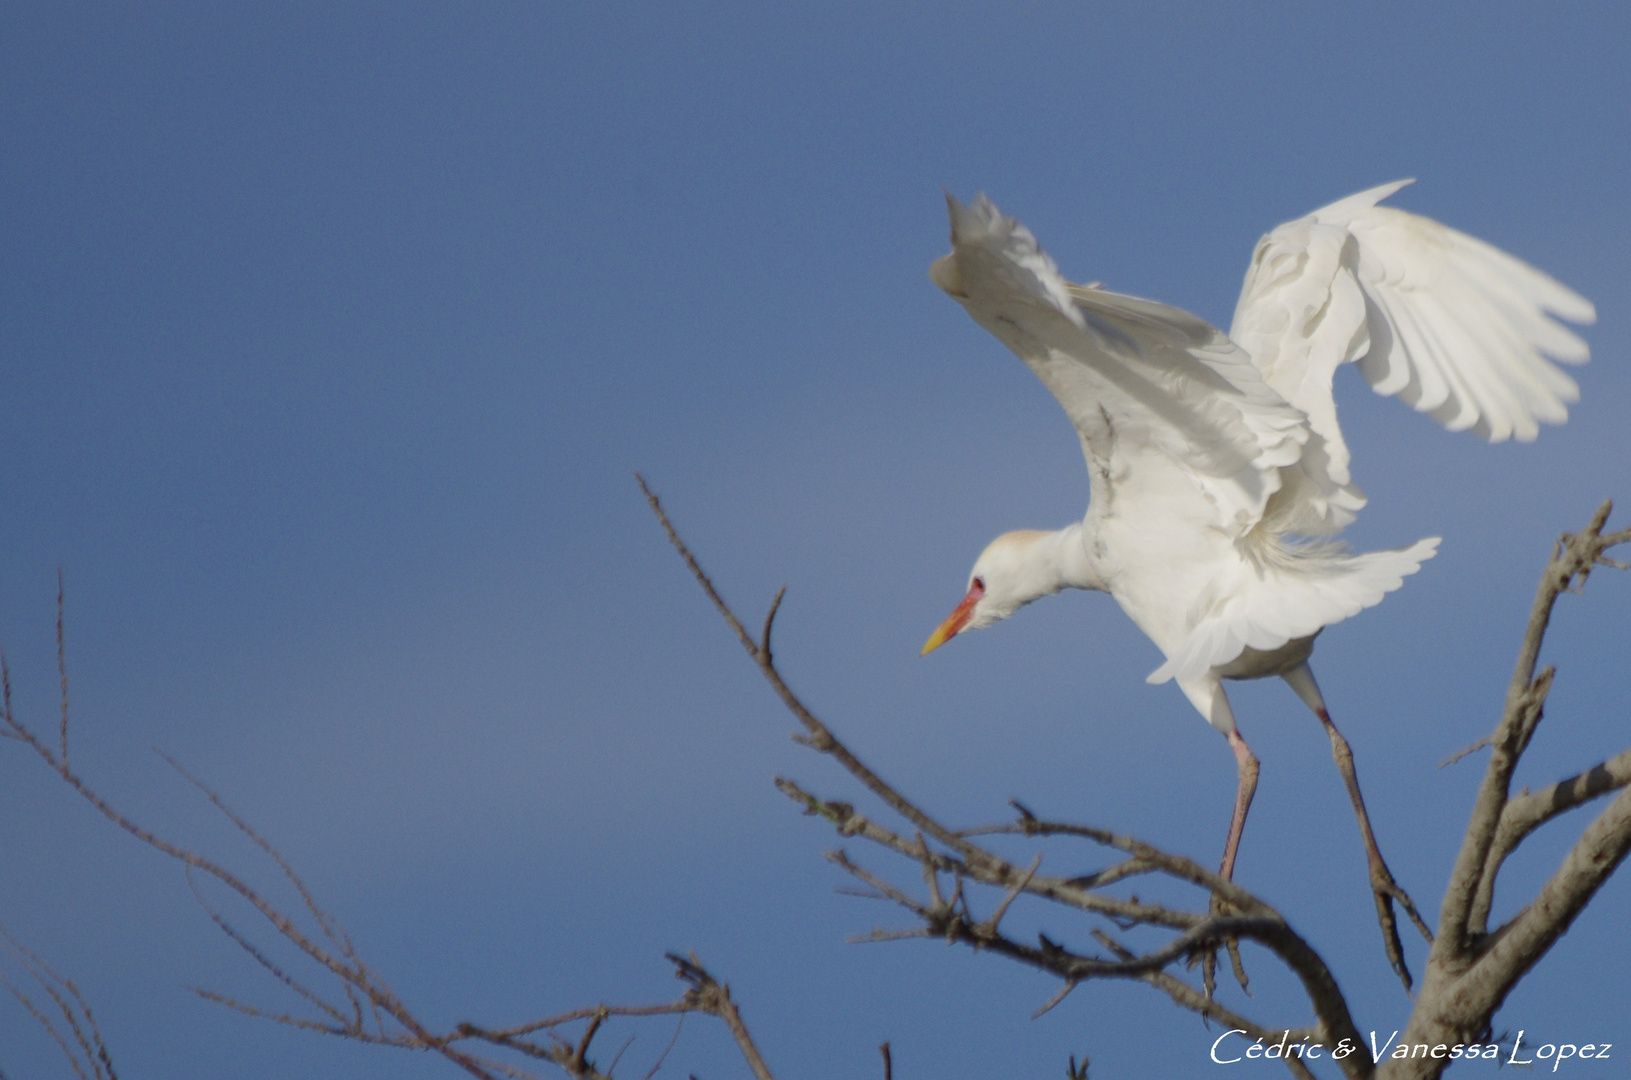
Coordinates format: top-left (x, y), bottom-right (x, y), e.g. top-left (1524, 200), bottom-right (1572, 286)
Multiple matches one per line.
top-left (927, 182), bottom-right (1593, 735)
top-left (923, 182), bottom-right (1595, 968)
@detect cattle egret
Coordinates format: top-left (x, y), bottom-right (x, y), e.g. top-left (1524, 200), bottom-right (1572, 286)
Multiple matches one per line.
top-left (922, 182), bottom-right (1595, 986)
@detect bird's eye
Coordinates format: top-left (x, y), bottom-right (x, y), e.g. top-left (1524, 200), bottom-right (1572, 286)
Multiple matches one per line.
top-left (972, 577), bottom-right (986, 593)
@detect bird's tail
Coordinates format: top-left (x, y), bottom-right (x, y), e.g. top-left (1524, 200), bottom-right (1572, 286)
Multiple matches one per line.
top-left (1147, 536), bottom-right (1440, 685)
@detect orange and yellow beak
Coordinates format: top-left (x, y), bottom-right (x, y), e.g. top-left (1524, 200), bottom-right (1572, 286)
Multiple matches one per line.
top-left (920, 580), bottom-right (985, 656)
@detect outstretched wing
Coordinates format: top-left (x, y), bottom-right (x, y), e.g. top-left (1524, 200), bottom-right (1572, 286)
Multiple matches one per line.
top-left (1230, 180), bottom-right (1596, 530)
top-left (931, 194), bottom-right (1319, 539)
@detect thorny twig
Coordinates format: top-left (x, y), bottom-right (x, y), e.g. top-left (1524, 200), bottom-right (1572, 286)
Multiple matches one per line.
top-left (1385, 514), bottom-right (1631, 1079)
top-left (1437, 504), bottom-right (1631, 953)
top-left (5, 487), bottom-right (1627, 1080)
top-left (0, 923), bottom-right (117, 1080)
top-left (667, 952), bottom-right (775, 1080)
top-left (640, 474), bottom-right (1368, 1079)
top-left (643, 480), bottom-right (1631, 1080)
top-left (2, 582), bottom-right (779, 1080)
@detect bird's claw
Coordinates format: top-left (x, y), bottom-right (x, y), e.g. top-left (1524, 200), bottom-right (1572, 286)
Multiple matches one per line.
top-left (1190, 891), bottom-right (1250, 1000)
top-left (1370, 863), bottom-right (1432, 994)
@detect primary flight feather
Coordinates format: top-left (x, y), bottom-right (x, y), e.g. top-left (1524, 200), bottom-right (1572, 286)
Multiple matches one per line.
top-left (921, 181), bottom-right (1594, 990)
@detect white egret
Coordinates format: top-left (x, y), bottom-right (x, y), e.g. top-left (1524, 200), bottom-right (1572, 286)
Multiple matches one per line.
top-left (921, 182), bottom-right (1595, 986)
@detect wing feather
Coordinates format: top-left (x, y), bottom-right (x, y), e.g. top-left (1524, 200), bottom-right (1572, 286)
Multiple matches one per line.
top-left (931, 194), bottom-right (1315, 539)
top-left (1231, 180), bottom-right (1595, 527)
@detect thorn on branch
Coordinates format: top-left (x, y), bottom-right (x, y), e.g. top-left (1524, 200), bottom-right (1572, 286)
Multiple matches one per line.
top-left (828, 850), bottom-right (926, 916)
top-left (639, 1014), bottom-right (687, 1080)
top-left (920, 840), bottom-right (944, 908)
top-left (1440, 737), bottom-right (1493, 770)
top-left (1031, 979), bottom-right (1079, 1019)
top-left (666, 953), bottom-right (718, 1003)
top-left (605, 1033), bottom-right (637, 1076)
top-left (663, 953), bottom-right (774, 1080)
top-left (567, 1006), bottom-right (608, 1073)
top-left (835, 887), bottom-right (893, 902)
top-left (759, 587), bottom-right (786, 662)
top-left (977, 855), bottom-right (1041, 940)
top-left (849, 928), bottom-right (932, 944)
top-left (1506, 667), bottom-right (1556, 766)
top-left (774, 778), bottom-right (862, 835)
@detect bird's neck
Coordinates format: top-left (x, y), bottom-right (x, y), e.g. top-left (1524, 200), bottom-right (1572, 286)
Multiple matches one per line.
top-left (1024, 523), bottom-right (1107, 596)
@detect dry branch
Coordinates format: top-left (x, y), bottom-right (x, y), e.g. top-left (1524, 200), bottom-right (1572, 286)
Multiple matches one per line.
top-left (2, 586), bottom-right (779, 1080)
top-left (640, 474), bottom-right (1372, 1080)
top-left (1387, 502), bottom-right (1631, 1079)
top-left (4, 486), bottom-right (1625, 1080)
top-left (0, 924), bottom-right (117, 1080)
top-left (643, 480), bottom-right (1631, 1080)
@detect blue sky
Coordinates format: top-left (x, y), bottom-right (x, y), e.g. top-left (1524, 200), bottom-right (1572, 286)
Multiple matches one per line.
top-left (2, 3), bottom-right (1628, 1077)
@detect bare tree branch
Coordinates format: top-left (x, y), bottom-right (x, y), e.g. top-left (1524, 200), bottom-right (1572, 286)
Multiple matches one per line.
top-left (1387, 504), bottom-right (1631, 1079)
top-left (643, 481), bottom-right (1631, 1080)
top-left (3, 614), bottom-right (780, 1080)
top-left (0, 923), bottom-right (117, 1080)
top-left (637, 474), bottom-right (993, 872)
top-left (1437, 502), bottom-right (1620, 953)
top-left (640, 475), bottom-right (1372, 1080)
top-left (1505, 745), bottom-right (1631, 831)
top-left (667, 952), bottom-right (776, 1080)
top-left (6, 483), bottom-right (1625, 1080)
top-left (1477, 744), bottom-right (1631, 902)
top-left (1468, 784), bottom-right (1631, 1006)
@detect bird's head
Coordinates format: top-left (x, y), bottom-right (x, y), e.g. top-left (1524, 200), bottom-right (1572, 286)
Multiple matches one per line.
top-left (921, 530), bottom-right (1056, 655)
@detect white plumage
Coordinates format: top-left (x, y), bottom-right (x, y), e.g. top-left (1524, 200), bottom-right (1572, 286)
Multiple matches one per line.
top-left (920, 182), bottom-right (1594, 986)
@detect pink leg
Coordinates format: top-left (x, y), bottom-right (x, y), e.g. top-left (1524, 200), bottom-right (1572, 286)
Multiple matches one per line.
top-left (1218, 727), bottom-right (1259, 881)
top-left (1174, 677), bottom-right (1259, 880)
top-left (1317, 702), bottom-right (1433, 991)
top-left (1283, 662), bottom-right (1431, 992)
top-left (1317, 705), bottom-right (1391, 891)
top-left (1201, 727), bottom-right (1259, 997)
top-left (1175, 677), bottom-right (1257, 995)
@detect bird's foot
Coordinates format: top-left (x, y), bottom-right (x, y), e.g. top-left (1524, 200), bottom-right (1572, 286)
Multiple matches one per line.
top-left (1369, 859), bottom-right (1433, 994)
top-left (1192, 891), bottom-right (1250, 999)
